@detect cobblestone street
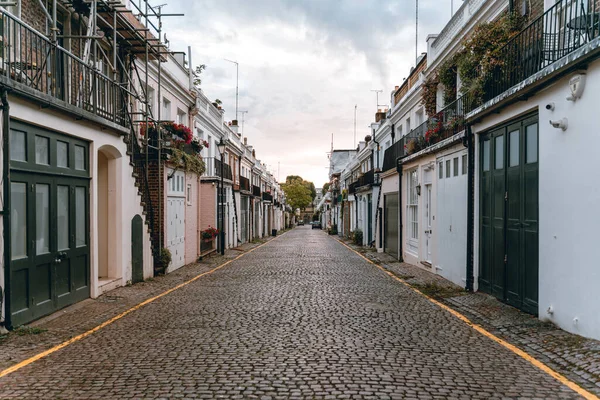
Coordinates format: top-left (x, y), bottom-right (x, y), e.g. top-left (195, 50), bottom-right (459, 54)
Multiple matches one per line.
top-left (0, 227), bottom-right (586, 399)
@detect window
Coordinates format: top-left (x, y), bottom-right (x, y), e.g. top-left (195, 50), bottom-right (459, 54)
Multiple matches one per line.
top-left (495, 135), bottom-right (504, 169)
top-left (453, 157), bottom-right (459, 177)
top-left (446, 160), bottom-right (451, 178)
top-left (438, 162), bottom-right (443, 179)
top-left (526, 123), bottom-right (538, 164)
top-left (75, 145), bottom-right (86, 170)
top-left (10, 130), bottom-right (26, 162)
top-left (483, 140), bottom-right (490, 172)
top-left (407, 169), bottom-right (419, 241)
top-left (162, 98), bottom-right (171, 121)
top-left (462, 154), bottom-right (467, 175)
top-left (177, 109), bottom-right (186, 125)
top-left (35, 136), bottom-right (49, 165)
top-left (406, 117), bottom-right (411, 132)
top-left (187, 184), bottom-right (192, 205)
top-left (146, 86), bottom-right (155, 114)
top-left (57, 141), bottom-right (69, 168)
top-left (509, 130), bottom-right (519, 167)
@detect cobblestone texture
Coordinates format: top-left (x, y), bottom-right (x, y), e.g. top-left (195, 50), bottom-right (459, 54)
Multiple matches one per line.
top-left (0, 228), bottom-right (587, 399)
top-left (346, 240), bottom-right (600, 397)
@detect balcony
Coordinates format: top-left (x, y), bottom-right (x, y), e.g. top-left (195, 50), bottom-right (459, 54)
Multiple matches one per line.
top-left (262, 192), bottom-right (273, 202)
top-left (240, 176), bottom-right (250, 192)
top-left (382, 93), bottom-right (472, 166)
top-left (0, 10), bottom-right (128, 128)
top-left (356, 169), bottom-right (375, 188)
top-left (252, 185), bottom-right (261, 197)
top-left (348, 181), bottom-right (358, 195)
top-left (481, 0), bottom-right (599, 107)
top-left (202, 157), bottom-right (232, 180)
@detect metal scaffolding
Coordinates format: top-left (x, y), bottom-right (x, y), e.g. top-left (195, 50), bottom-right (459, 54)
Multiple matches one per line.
top-left (1, 0), bottom-right (184, 265)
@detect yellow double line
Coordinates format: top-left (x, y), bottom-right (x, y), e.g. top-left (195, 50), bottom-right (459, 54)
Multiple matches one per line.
top-left (0, 233), bottom-right (285, 379)
top-left (336, 239), bottom-right (598, 400)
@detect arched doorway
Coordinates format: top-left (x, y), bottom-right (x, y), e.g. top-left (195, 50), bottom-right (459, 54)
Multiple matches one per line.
top-left (97, 145), bottom-right (122, 284)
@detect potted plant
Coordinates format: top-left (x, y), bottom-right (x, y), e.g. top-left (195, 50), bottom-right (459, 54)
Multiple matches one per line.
top-left (155, 247), bottom-right (171, 275)
top-left (201, 226), bottom-right (219, 242)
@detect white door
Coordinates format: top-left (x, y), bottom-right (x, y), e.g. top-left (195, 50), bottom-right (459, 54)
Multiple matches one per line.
top-left (435, 152), bottom-right (467, 286)
top-left (424, 184), bottom-right (433, 263)
top-left (167, 170), bottom-right (186, 270)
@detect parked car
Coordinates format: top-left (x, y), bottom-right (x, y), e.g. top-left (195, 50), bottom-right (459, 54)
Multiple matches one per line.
top-left (312, 222), bottom-right (322, 229)
top-left (297, 220), bottom-right (305, 226)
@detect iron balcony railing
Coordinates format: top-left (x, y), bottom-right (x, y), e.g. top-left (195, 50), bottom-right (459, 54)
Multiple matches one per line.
top-left (262, 192), bottom-right (273, 202)
top-left (202, 157), bottom-right (233, 180)
top-left (486, 0), bottom-right (599, 102)
top-left (382, 93), bottom-right (474, 167)
top-left (348, 181), bottom-right (358, 195)
top-left (252, 185), bottom-right (261, 197)
top-left (0, 10), bottom-right (128, 127)
top-left (356, 169), bottom-right (375, 188)
top-left (240, 176), bottom-right (250, 192)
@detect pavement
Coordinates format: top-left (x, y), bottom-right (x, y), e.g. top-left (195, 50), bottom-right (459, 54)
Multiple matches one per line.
top-left (0, 227), bottom-right (593, 399)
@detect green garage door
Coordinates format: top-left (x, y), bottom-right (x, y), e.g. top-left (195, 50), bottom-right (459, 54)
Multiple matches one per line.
top-left (384, 193), bottom-right (399, 259)
top-left (479, 114), bottom-right (538, 315)
top-left (8, 121), bottom-right (90, 327)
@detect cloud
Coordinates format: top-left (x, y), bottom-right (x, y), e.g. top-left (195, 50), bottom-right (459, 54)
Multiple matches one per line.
top-left (160, 0), bottom-right (451, 184)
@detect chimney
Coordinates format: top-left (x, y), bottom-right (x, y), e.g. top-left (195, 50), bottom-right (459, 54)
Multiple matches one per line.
top-left (394, 86), bottom-right (399, 91)
top-left (426, 34), bottom-right (438, 59)
top-left (231, 119), bottom-right (238, 126)
top-left (375, 110), bottom-right (387, 123)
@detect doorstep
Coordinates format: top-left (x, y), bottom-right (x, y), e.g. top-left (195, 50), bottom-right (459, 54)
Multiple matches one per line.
top-left (341, 239), bottom-right (600, 396)
top-left (97, 277), bottom-right (123, 296)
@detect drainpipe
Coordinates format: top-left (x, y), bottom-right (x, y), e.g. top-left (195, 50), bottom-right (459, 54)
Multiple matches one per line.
top-left (1, 88), bottom-right (11, 329)
top-left (396, 158), bottom-right (403, 262)
top-left (466, 125), bottom-right (475, 291)
top-left (373, 137), bottom-right (381, 248)
top-left (508, 0), bottom-right (514, 13)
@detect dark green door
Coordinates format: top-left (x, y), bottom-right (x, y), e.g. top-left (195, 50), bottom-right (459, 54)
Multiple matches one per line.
top-left (131, 215), bottom-right (144, 284)
top-left (9, 121), bottom-right (90, 327)
top-left (479, 114), bottom-right (538, 315)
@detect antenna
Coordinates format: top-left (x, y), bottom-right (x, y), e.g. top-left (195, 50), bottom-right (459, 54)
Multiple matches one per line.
top-left (239, 110), bottom-right (248, 135)
top-left (370, 89), bottom-right (383, 111)
top-left (416, 0), bottom-right (419, 65)
top-left (224, 59), bottom-right (239, 121)
top-left (354, 105), bottom-right (357, 147)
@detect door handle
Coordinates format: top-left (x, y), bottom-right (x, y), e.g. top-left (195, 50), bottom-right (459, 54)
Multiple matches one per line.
top-left (54, 257), bottom-right (62, 264)
top-left (58, 251), bottom-right (68, 260)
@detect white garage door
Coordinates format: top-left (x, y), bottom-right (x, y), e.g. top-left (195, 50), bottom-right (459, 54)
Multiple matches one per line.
top-left (436, 150), bottom-right (467, 287)
top-left (167, 170), bottom-right (186, 270)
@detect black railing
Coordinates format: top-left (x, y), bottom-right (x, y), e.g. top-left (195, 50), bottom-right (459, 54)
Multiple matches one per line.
top-left (348, 181), bottom-right (358, 195)
top-left (382, 139), bottom-right (406, 172)
top-left (240, 176), bottom-right (250, 192)
top-left (252, 185), bottom-right (261, 197)
top-left (262, 192), bottom-right (273, 202)
top-left (357, 169), bottom-right (375, 187)
top-left (0, 10), bottom-right (128, 127)
top-left (486, 0), bottom-right (599, 102)
top-left (214, 158), bottom-right (233, 181)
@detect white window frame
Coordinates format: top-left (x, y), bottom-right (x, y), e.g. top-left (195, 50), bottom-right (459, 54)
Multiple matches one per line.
top-left (162, 97), bottom-right (172, 121)
top-left (407, 168), bottom-right (419, 243)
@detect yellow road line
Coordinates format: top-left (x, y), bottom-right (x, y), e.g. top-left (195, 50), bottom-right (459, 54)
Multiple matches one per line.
top-left (336, 239), bottom-right (599, 400)
top-left (0, 232), bottom-right (286, 379)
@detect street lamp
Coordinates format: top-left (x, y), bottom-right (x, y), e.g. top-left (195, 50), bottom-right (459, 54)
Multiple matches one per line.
top-left (217, 137), bottom-right (227, 255)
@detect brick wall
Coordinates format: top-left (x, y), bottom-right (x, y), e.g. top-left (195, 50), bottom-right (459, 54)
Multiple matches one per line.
top-left (528, 0), bottom-right (545, 21)
top-left (146, 161), bottom-right (167, 250)
top-left (199, 182), bottom-right (217, 234)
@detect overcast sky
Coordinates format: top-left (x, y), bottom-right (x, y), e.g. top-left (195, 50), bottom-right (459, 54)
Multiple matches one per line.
top-left (159, 0), bottom-right (452, 187)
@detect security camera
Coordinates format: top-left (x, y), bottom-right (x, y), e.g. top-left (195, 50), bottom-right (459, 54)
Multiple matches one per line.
top-left (549, 118), bottom-right (568, 131)
top-left (545, 102), bottom-right (555, 111)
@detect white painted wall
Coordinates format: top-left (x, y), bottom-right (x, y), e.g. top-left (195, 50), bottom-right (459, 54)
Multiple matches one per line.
top-left (471, 60), bottom-right (600, 340)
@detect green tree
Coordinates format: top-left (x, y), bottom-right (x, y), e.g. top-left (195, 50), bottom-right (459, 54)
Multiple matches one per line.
top-left (322, 182), bottom-right (330, 193)
top-left (285, 176), bottom-right (316, 201)
top-left (282, 180), bottom-right (312, 211)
